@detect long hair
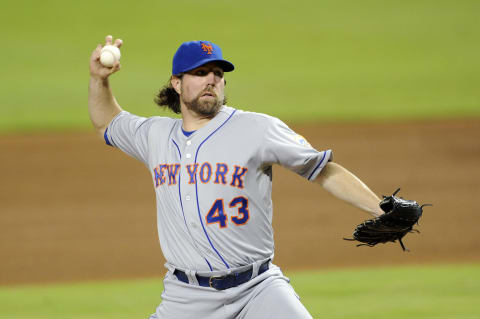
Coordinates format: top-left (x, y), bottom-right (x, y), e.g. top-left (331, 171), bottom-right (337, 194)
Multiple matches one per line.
top-left (154, 76), bottom-right (228, 114)
top-left (154, 75), bottom-right (183, 114)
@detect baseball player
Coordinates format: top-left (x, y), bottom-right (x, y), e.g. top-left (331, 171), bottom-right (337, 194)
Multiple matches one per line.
top-left (89, 36), bottom-right (384, 319)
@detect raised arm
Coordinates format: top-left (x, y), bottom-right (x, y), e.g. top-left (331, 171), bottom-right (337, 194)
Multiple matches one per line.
top-left (315, 162), bottom-right (383, 217)
top-left (88, 35), bottom-right (123, 138)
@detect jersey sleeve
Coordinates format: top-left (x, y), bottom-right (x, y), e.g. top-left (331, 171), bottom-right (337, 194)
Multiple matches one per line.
top-left (262, 116), bottom-right (333, 181)
top-left (103, 111), bottom-right (154, 164)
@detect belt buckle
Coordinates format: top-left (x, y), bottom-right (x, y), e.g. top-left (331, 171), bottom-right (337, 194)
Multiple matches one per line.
top-left (209, 275), bottom-right (226, 289)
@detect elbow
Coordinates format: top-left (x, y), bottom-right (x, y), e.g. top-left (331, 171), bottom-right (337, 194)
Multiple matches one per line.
top-left (89, 120), bottom-right (107, 140)
top-left (88, 106), bottom-right (122, 141)
top-left (89, 118), bottom-right (108, 141)
top-left (96, 126), bottom-right (107, 141)
top-left (89, 111), bottom-right (119, 141)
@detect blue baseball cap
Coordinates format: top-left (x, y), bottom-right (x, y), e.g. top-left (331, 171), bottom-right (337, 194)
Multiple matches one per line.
top-left (172, 40), bottom-right (234, 75)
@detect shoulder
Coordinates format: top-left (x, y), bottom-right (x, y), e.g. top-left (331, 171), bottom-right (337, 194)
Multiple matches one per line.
top-left (147, 114), bottom-right (180, 127)
top-left (146, 116), bottom-right (181, 137)
top-left (118, 111), bottom-right (179, 127)
top-left (111, 111), bottom-right (181, 138)
top-left (223, 105), bottom-right (278, 126)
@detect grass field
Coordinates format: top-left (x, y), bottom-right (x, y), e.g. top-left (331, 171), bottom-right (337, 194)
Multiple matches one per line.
top-left (1, 264), bottom-right (479, 319)
top-left (1, 0), bottom-right (479, 132)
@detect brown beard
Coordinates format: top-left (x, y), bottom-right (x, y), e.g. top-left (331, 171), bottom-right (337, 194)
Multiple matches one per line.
top-left (182, 89), bottom-right (225, 119)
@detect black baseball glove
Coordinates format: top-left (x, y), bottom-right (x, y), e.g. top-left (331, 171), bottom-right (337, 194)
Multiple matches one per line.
top-left (344, 188), bottom-right (432, 251)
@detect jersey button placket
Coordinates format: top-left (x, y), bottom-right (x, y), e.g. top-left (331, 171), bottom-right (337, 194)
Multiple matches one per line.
top-left (186, 139), bottom-right (192, 158)
top-left (181, 139), bottom-right (206, 256)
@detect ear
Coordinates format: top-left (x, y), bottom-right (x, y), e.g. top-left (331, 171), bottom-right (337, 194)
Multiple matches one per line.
top-left (171, 76), bottom-right (182, 94)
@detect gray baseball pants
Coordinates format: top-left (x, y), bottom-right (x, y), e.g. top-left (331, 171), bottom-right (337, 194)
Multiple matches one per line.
top-left (149, 264), bottom-right (313, 319)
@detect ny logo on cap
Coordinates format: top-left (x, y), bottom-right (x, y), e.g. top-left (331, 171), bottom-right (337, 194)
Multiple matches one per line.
top-left (201, 42), bottom-right (213, 55)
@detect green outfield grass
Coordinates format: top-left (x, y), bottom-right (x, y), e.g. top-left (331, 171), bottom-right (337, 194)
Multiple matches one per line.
top-left (0, 0), bottom-right (479, 133)
top-left (1, 263), bottom-right (479, 319)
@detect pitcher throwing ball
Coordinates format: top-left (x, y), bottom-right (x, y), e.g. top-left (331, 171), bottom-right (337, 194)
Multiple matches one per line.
top-left (88, 35), bottom-right (390, 319)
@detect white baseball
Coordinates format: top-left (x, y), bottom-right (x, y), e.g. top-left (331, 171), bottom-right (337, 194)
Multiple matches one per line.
top-left (100, 45), bottom-right (121, 67)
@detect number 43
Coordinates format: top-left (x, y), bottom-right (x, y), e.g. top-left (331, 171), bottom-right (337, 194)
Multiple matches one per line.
top-left (206, 196), bottom-right (249, 228)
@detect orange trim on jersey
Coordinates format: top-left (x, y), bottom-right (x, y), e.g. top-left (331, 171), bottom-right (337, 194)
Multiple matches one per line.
top-left (167, 164), bottom-right (180, 185)
top-left (214, 163), bottom-right (229, 185)
top-left (229, 196), bottom-right (250, 226)
top-left (186, 163), bottom-right (199, 184)
top-left (154, 164), bottom-right (168, 187)
top-left (199, 162), bottom-right (212, 184)
top-left (230, 165), bottom-right (248, 189)
top-left (205, 198), bottom-right (227, 228)
top-left (153, 165), bottom-right (161, 188)
top-left (160, 165), bottom-right (168, 186)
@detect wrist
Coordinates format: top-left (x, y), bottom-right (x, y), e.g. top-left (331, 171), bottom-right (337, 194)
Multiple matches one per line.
top-left (89, 76), bottom-right (109, 87)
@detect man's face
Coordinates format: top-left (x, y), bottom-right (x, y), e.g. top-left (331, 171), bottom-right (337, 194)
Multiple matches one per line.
top-left (174, 62), bottom-right (226, 118)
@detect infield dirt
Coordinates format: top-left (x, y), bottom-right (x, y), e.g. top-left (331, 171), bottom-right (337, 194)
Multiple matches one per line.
top-left (1, 119), bottom-right (479, 285)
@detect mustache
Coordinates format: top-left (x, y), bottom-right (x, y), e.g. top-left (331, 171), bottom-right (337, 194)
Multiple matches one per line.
top-left (198, 87), bottom-right (217, 98)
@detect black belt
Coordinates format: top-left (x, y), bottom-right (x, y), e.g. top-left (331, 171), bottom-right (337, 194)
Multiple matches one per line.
top-left (174, 260), bottom-right (270, 290)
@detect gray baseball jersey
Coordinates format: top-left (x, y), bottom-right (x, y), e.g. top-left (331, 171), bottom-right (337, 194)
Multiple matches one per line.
top-left (104, 105), bottom-right (332, 273)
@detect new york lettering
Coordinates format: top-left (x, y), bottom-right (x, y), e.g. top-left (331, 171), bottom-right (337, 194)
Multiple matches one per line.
top-left (153, 163), bottom-right (248, 189)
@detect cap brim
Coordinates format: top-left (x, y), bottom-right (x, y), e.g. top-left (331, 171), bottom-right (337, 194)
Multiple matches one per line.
top-left (178, 58), bottom-right (234, 74)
